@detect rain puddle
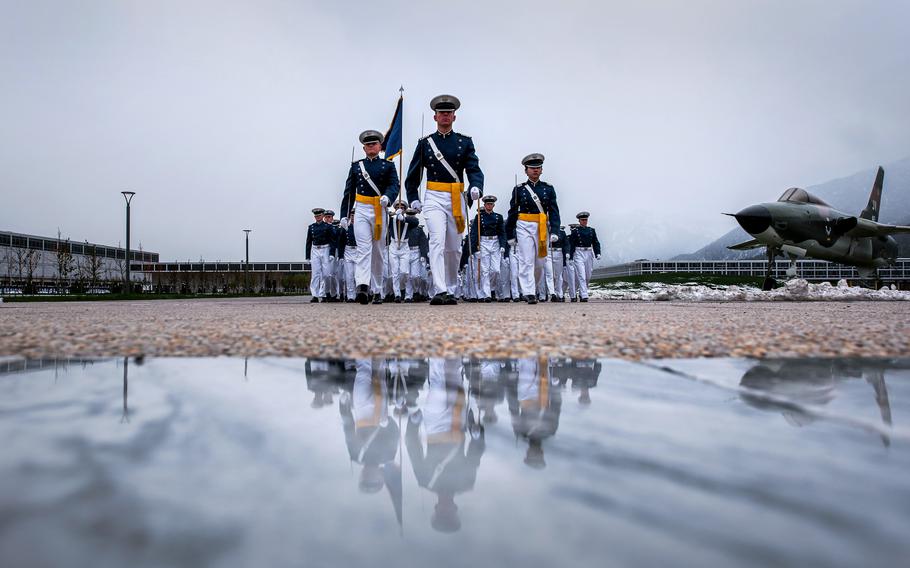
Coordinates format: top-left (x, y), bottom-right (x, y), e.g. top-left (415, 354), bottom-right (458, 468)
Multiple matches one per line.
top-left (0, 356), bottom-right (907, 567)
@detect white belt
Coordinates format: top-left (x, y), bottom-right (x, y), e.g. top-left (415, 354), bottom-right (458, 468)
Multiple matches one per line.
top-left (481, 236), bottom-right (497, 240)
top-left (313, 244), bottom-right (330, 249)
top-left (410, 246), bottom-right (420, 250)
top-left (575, 246), bottom-right (592, 251)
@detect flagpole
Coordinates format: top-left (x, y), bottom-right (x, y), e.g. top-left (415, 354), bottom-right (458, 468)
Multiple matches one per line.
top-left (398, 85), bottom-right (404, 208)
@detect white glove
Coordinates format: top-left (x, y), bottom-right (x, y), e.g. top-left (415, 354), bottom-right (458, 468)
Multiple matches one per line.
top-left (596, 254), bottom-right (602, 260)
top-left (550, 234), bottom-right (559, 243)
top-left (329, 256), bottom-right (335, 261)
top-left (508, 239), bottom-right (517, 247)
top-left (410, 200), bottom-right (422, 212)
top-left (379, 195), bottom-right (390, 207)
top-left (396, 211), bottom-right (405, 221)
top-left (339, 217), bottom-right (349, 229)
top-left (500, 247), bottom-right (505, 254)
top-left (470, 187), bottom-right (481, 200)
top-left (386, 206), bottom-right (396, 216)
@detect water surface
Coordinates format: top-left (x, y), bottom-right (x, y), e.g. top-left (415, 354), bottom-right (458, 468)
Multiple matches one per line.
top-left (0, 356), bottom-right (908, 568)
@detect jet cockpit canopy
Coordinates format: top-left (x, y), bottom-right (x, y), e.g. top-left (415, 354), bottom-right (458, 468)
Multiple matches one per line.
top-left (777, 187), bottom-right (830, 206)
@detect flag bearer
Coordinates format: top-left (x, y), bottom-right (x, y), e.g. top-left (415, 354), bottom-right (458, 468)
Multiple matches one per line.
top-left (468, 195), bottom-right (508, 302)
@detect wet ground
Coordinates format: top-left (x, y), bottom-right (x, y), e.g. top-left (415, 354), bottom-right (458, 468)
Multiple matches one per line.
top-left (0, 356), bottom-right (908, 567)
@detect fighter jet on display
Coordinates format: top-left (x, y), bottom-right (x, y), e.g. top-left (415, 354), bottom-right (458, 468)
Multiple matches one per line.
top-left (727, 167), bottom-right (910, 289)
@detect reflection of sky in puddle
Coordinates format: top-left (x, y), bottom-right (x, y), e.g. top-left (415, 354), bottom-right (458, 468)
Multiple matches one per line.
top-left (0, 357), bottom-right (908, 568)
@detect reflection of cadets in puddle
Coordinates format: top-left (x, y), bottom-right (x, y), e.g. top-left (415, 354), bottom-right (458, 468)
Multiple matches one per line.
top-left (406, 359), bottom-right (485, 533)
top-left (339, 359), bottom-right (401, 493)
top-left (389, 358), bottom-right (429, 417)
top-left (569, 359), bottom-right (602, 406)
top-left (466, 359), bottom-right (506, 424)
top-left (507, 358), bottom-right (562, 469)
top-left (305, 358), bottom-right (343, 409)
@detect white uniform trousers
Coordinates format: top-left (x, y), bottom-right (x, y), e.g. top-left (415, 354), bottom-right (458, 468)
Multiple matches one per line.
top-left (536, 250), bottom-right (555, 299)
top-left (389, 240), bottom-right (410, 298)
top-left (478, 236), bottom-right (502, 299)
top-left (309, 244), bottom-right (330, 298)
top-left (498, 255), bottom-right (511, 299)
top-left (516, 219), bottom-right (548, 297)
top-left (565, 258), bottom-right (577, 299)
top-left (574, 247), bottom-right (595, 299)
top-left (324, 256), bottom-right (336, 297)
top-left (423, 190), bottom-right (465, 296)
top-left (344, 253), bottom-right (357, 300)
top-left (353, 201), bottom-right (388, 293)
top-left (408, 247), bottom-right (423, 300)
top-left (551, 251), bottom-right (565, 299)
top-left (509, 251), bottom-right (520, 299)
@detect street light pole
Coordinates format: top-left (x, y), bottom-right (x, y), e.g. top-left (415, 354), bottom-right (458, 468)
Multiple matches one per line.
top-left (121, 191), bottom-right (136, 293)
top-left (243, 229), bottom-right (252, 292)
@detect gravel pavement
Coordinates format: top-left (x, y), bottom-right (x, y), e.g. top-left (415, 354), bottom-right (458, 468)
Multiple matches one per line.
top-left (1, 297), bottom-right (909, 359)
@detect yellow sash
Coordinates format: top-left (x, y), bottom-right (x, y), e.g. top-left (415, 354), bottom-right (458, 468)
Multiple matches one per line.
top-left (518, 213), bottom-right (548, 258)
top-left (427, 181), bottom-right (466, 233)
top-left (355, 194), bottom-right (383, 241)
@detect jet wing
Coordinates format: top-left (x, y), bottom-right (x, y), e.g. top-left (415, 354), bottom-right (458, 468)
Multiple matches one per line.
top-left (842, 217), bottom-right (910, 238)
top-left (727, 238), bottom-right (765, 251)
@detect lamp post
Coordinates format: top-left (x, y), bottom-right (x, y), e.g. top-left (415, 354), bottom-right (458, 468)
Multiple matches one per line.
top-left (243, 229), bottom-right (252, 292)
top-left (121, 191), bottom-right (136, 293)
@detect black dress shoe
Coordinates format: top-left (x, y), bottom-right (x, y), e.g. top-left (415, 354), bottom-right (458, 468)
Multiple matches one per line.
top-left (483, 297), bottom-right (492, 303)
top-left (310, 297), bottom-right (320, 303)
top-left (372, 296), bottom-right (383, 304)
top-left (404, 298), bottom-right (413, 303)
top-left (444, 294), bottom-right (458, 305)
top-left (394, 296), bottom-right (403, 303)
top-left (525, 295), bottom-right (538, 304)
top-left (430, 293), bottom-right (447, 305)
top-left (512, 297), bottom-right (522, 303)
top-left (550, 294), bottom-right (560, 303)
top-left (580, 297), bottom-right (588, 302)
top-left (570, 297), bottom-right (578, 303)
top-left (355, 285), bottom-right (370, 305)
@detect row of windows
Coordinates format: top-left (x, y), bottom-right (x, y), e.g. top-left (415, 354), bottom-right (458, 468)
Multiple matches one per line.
top-left (1, 233), bottom-right (158, 262)
top-left (131, 263), bottom-right (309, 272)
top-left (598, 260), bottom-right (910, 279)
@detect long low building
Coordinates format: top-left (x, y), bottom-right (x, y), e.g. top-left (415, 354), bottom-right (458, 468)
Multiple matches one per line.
top-left (2, 230), bottom-right (158, 292)
top-left (593, 258), bottom-right (910, 287)
top-left (129, 261), bottom-right (312, 293)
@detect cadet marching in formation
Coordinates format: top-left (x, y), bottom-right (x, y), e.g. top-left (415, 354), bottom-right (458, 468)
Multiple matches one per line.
top-left (307, 94), bottom-right (601, 305)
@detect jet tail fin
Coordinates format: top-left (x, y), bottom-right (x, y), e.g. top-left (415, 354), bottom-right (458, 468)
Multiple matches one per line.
top-left (860, 166), bottom-right (884, 222)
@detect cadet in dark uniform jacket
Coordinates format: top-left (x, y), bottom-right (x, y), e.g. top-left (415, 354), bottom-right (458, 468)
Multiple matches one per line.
top-left (305, 207), bottom-right (334, 302)
top-left (505, 153), bottom-right (561, 304)
top-left (340, 129), bottom-right (400, 304)
top-left (404, 94), bottom-right (484, 305)
top-left (569, 211), bottom-right (601, 302)
top-left (387, 202), bottom-right (419, 302)
top-left (469, 195), bottom-right (508, 301)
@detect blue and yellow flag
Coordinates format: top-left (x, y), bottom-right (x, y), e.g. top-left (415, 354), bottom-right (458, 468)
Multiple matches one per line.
top-left (383, 95), bottom-right (403, 162)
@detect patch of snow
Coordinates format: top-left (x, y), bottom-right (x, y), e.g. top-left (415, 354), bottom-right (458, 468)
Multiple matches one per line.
top-left (589, 278), bottom-right (910, 302)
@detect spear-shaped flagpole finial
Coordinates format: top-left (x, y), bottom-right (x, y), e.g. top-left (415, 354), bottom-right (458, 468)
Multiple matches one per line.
top-left (399, 85), bottom-right (404, 95)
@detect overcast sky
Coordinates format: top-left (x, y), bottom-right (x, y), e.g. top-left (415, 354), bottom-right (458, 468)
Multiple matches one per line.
top-left (2, 0), bottom-right (908, 262)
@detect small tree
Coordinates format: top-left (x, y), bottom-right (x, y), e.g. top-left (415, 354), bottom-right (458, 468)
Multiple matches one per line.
top-left (55, 230), bottom-right (75, 293)
top-left (79, 241), bottom-right (104, 291)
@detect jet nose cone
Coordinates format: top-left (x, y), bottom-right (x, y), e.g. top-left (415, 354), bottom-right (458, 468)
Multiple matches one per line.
top-left (734, 205), bottom-right (771, 235)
